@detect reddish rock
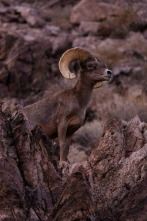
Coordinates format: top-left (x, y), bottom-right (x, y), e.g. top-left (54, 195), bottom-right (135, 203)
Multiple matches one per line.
top-left (70, 0), bottom-right (112, 24)
top-left (14, 6), bottom-right (45, 27)
top-left (88, 118), bottom-right (147, 220)
top-left (0, 101), bottom-right (147, 220)
top-left (79, 21), bottom-right (100, 35)
top-left (0, 101), bottom-right (62, 220)
top-left (70, 0), bottom-right (146, 38)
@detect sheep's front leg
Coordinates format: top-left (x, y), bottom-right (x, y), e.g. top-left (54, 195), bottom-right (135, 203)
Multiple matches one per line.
top-left (58, 119), bottom-right (69, 164)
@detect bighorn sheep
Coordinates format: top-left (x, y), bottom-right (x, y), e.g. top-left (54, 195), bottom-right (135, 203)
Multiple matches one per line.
top-left (24, 47), bottom-right (112, 167)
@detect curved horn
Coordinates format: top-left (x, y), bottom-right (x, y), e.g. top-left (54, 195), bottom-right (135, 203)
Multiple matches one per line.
top-left (59, 47), bottom-right (92, 79)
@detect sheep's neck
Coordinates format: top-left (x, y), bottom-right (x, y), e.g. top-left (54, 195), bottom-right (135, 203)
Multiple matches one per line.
top-left (74, 74), bottom-right (93, 108)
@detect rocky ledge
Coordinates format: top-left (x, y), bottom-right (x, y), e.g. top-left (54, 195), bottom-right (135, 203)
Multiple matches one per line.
top-left (0, 100), bottom-right (147, 221)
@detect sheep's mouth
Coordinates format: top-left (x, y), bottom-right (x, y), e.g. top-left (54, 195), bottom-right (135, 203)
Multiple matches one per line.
top-left (103, 76), bottom-right (110, 81)
top-left (94, 81), bottom-right (103, 88)
top-left (96, 76), bottom-right (110, 82)
top-left (94, 76), bottom-right (110, 88)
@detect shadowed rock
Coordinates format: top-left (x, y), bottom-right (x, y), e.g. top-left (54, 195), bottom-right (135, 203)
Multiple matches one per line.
top-left (0, 101), bottom-right (147, 220)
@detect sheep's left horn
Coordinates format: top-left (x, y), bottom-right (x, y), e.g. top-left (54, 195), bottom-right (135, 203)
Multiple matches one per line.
top-left (59, 47), bottom-right (92, 79)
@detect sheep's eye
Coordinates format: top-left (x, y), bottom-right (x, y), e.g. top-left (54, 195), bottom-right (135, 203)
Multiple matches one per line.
top-left (87, 64), bottom-right (94, 70)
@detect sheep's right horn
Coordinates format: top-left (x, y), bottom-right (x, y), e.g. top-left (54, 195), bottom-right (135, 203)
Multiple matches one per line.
top-left (59, 47), bottom-right (92, 79)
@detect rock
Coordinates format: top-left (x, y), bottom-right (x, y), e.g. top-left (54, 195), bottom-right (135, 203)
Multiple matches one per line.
top-left (0, 67), bottom-right (9, 84)
top-left (71, 0), bottom-right (147, 38)
top-left (14, 5), bottom-right (45, 27)
top-left (79, 21), bottom-right (100, 35)
top-left (128, 85), bottom-right (143, 98)
top-left (90, 32), bottom-right (147, 93)
top-left (52, 166), bottom-right (94, 220)
top-left (132, 2), bottom-right (147, 30)
top-left (70, 0), bottom-right (119, 24)
top-left (0, 100), bottom-right (62, 220)
top-left (73, 36), bottom-right (101, 51)
top-left (44, 25), bottom-right (61, 36)
top-left (143, 29), bottom-right (147, 39)
top-left (124, 116), bottom-right (144, 156)
top-left (40, 0), bottom-right (76, 30)
top-left (50, 32), bottom-right (73, 54)
top-left (0, 34), bottom-right (17, 60)
top-left (0, 31), bottom-right (53, 101)
top-left (5, 37), bottom-right (49, 97)
top-left (70, 0), bottom-right (141, 38)
top-left (0, 101), bottom-right (147, 220)
top-left (88, 118), bottom-right (147, 220)
top-left (113, 66), bottom-right (133, 77)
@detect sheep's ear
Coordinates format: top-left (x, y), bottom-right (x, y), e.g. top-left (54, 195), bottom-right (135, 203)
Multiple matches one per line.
top-left (72, 60), bottom-right (80, 75)
top-left (79, 61), bottom-right (85, 70)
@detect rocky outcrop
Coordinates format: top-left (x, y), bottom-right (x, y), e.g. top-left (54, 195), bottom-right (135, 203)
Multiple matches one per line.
top-left (0, 101), bottom-right (147, 220)
top-left (70, 0), bottom-right (147, 38)
top-left (0, 100), bottom-right (61, 220)
top-left (89, 117), bottom-right (147, 220)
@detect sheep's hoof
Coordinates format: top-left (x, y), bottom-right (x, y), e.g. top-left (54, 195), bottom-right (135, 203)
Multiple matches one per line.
top-left (59, 160), bottom-right (69, 175)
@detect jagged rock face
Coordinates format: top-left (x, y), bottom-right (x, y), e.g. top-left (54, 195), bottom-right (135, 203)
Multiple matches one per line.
top-left (89, 117), bottom-right (147, 220)
top-left (0, 34), bottom-right (52, 99)
top-left (0, 101), bottom-right (62, 220)
top-left (0, 101), bottom-right (147, 220)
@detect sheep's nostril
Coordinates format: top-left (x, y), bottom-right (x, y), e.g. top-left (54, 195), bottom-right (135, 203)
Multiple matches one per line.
top-left (107, 70), bottom-right (112, 78)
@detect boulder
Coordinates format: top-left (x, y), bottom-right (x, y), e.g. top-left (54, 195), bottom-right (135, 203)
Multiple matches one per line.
top-left (70, 0), bottom-right (122, 24)
top-left (70, 0), bottom-right (146, 38)
top-left (14, 5), bottom-right (45, 27)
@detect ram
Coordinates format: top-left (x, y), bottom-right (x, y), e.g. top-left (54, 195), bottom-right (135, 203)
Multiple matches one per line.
top-left (24, 47), bottom-right (112, 167)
